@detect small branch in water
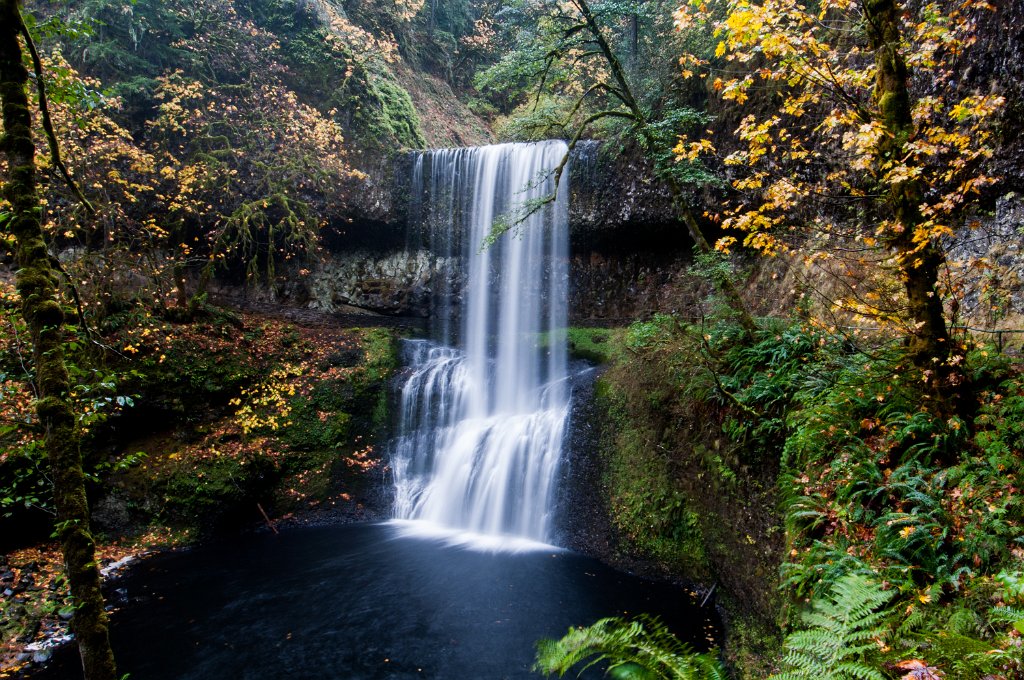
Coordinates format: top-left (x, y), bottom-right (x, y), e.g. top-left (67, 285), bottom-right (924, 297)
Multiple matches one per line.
top-left (700, 582), bottom-right (717, 607)
top-left (257, 503), bottom-right (279, 535)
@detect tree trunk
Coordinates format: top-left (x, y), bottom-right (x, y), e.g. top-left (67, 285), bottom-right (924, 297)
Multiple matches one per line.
top-left (0, 3), bottom-right (118, 678)
top-left (865, 0), bottom-right (953, 370)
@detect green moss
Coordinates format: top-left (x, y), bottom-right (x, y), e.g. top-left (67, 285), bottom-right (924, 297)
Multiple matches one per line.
top-left (592, 318), bottom-right (791, 676)
top-left (135, 334), bottom-right (263, 416)
top-left (159, 452), bottom-right (276, 528)
top-left (282, 328), bottom-right (397, 451)
top-left (283, 390), bottom-right (354, 452)
top-left (567, 328), bottom-right (615, 364)
top-left (356, 73), bottom-right (426, 149)
top-left (105, 323), bottom-right (403, 534)
top-left (538, 327), bottom-right (617, 364)
top-left (596, 376), bottom-right (711, 576)
top-left (716, 600), bottom-right (784, 680)
top-left (357, 327), bottom-right (399, 374)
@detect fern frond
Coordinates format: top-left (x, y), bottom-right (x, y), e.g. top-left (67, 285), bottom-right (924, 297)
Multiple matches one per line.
top-left (534, 615), bottom-right (726, 680)
top-left (770, 574), bottom-right (893, 680)
top-left (832, 661), bottom-right (887, 680)
top-left (988, 605), bottom-right (1024, 625)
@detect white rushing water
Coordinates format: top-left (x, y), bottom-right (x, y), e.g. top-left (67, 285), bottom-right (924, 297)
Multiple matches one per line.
top-left (392, 141), bottom-right (570, 545)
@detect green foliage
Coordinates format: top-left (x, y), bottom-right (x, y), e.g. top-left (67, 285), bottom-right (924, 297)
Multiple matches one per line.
top-left (493, 95), bottom-right (572, 141)
top-left (1, 297), bottom-right (140, 521)
top-left (710, 320), bottom-right (836, 450)
top-left (535, 615), bottom-right (726, 679)
top-left (624, 314), bottom-right (679, 352)
top-left (770, 574), bottom-right (892, 680)
top-left (637, 108), bottom-right (719, 189)
top-left (995, 570), bottom-right (1024, 602)
top-left (0, 439), bottom-right (48, 519)
top-left (61, 0), bottom-right (188, 112)
top-left (601, 312), bottom-right (1024, 676)
top-left (493, 94), bottom-right (624, 142)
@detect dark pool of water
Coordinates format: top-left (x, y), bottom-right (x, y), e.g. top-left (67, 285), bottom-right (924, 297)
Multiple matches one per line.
top-left (34, 523), bottom-right (718, 679)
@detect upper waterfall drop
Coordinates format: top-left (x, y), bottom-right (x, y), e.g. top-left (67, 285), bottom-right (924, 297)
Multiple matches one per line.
top-left (391, 141), bottom-right (571, 545)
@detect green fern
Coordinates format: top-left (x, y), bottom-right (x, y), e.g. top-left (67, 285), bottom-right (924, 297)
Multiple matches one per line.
top-left (533, 615), bottom-right (726, 679)
top-left (771, 574), bottom-right (893, 680)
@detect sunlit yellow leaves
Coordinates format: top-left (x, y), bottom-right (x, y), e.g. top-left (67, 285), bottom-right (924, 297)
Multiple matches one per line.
top-left (672, 0), bottom-right (1004, 333)
top-left (722, 5), bottom-right (762, 46)
top-left (743, 229), bottom-right (783, 255)
top-left (734, 172), bottom-right (766, 190)
top-left (949, 94), bottom-right (1005, 123)
top-left (843, 122), bottom-right (886, 171)
top-left (714, 235), bottom-right (737, 253)
top-left (673, 136), bottom-right (716, 161)
top-left (881, 162), bottom-right (924, 187)
top-left (231, 364), bottom-right (303, 437)
top-left (673, 0), bottom-right (708, 30)
top-left (734, 114), bottom-right (780, 163)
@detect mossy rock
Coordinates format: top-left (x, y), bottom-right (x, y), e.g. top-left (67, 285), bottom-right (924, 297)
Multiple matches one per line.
top-left (158, 453), bottom-right (277, 531)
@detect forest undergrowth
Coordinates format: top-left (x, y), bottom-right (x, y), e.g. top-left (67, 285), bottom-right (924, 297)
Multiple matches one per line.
top-left (563, 312), bottom-right (1024, 679)
top-left (0, 279), bottom-right (399, 674)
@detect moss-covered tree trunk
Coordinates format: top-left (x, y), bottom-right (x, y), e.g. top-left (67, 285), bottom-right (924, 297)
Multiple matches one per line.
top-left (865, 0), bottom-right (953, 373)
top-left (0, 2), bottom-right (118, 678)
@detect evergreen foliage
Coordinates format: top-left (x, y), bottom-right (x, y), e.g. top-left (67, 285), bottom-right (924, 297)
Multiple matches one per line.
top-left (770, 574), bottom-right (892, 680)
top-left (597, 310), bottom-right (1024, 677)
top-left (534, 615), bottom-right (726, 680)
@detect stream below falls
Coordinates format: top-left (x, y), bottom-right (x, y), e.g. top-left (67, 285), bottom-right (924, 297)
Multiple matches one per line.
top-left (33, 523), bottom-right (719, 679)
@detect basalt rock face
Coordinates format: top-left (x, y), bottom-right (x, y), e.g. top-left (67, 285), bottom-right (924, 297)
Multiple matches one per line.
top-left (566, 143), bottom-right (698, 324)
top-left (302, 143), bottom-right (695, 323)
top-left (567, 141), bottom-right (681, 240)
top-left (229, 135), bottom-right (1024, 333)
top-left (947, 192), bottom-right (1024, 333)
top-left (971, 1), bottom-right (1024, 193)
top-left (306, 251), bottom-right (443, 317)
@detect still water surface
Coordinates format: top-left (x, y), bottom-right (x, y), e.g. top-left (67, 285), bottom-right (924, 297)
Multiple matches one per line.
top-left (36, 523), bottom-right (717, 679)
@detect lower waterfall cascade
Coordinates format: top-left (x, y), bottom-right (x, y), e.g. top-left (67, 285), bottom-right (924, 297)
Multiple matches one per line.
top-left (391, 141), bottom-right (571, 544)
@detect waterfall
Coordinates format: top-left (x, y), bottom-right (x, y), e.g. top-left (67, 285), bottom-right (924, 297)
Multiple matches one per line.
top-left (391, 141), bottom-right (570, 544)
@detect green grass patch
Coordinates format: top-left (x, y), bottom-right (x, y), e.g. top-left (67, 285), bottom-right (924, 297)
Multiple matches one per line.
top-left (539, 327), bottom-right (617, 364)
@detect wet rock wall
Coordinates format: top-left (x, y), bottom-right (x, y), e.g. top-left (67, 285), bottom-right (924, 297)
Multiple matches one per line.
top-left (299, 143), bottom-right (699, 324)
